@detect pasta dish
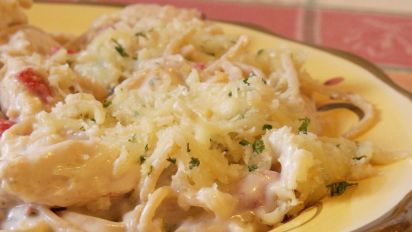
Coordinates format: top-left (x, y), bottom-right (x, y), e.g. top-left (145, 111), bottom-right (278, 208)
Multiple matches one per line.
top-left (0, 1), bottom-right (403, 231)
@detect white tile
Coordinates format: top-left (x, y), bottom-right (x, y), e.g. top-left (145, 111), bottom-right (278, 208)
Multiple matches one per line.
top-left (209, 0), bottom-right (308, 6)
top-left (316, 0), bottom-right (412, 14)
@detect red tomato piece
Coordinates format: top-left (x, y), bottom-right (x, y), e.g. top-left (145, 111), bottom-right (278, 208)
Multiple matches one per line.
top-left (193, 62), bottom-right (205, 70)
top-left (0, 119), bottom-right (14, 136)
top-left (17, 68), bottom-right (52, 103)
top-left (49, 46), bottom-right (60, 55)
top-left (67, 49), bottom-right (77, 54)
top-left (50, 47), bottom-right (77, 55)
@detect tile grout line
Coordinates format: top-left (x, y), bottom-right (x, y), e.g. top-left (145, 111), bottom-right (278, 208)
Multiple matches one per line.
top-left (313, 3), bottom-right (412, 18)
top-left (301, 0), bottom-right (316, 44)
top-left (382, 65), bottom-right (412, 72)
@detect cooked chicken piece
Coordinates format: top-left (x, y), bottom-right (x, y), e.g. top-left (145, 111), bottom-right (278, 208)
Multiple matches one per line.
top-left (0, 94), bottom-right (140, 207)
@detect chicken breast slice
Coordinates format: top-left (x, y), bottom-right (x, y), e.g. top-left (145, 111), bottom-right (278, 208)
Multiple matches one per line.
top-left (0, 94), bottom-right (140, 207)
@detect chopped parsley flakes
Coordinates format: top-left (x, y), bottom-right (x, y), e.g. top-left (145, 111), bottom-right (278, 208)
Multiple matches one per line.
top-left (189, 157), bottom-right (200, 169)
top-left (205, 51), bottom-right (216, 57)
top-left (248, 164), bottom-right (258, 172)
top-left (239, 139), bottom-right (250, 146)
top-left (298, 117), bottom-right (310, 134)
top-left (252, 139), bottom-right (265, 154)
top-left (228, 91), bottom-right (232, 97)
top-left (145, 144), bottom-right (149, 152)
top-left (103, 100), bottom-right (111, 108)
top-left (135, 32), bottom-right (148, 39)
top-left (327, 181), bottom-right (358, 197)
top-left (352, 155), bottom-right (366, 161)
top-left (140, 155), bottom-right (146, 164)
top-left (166, 157), bottom-right (176, 164)
top-left (128, 134), bottom-right (137, 143)
top-left (186, 143), bottom-right (191, 153)
top-left (262, 124), bottom-right (272, 130)
top-left (243, 73), bottom-right (253, 86)
top-left (112, 39), bottom-right (129, 58)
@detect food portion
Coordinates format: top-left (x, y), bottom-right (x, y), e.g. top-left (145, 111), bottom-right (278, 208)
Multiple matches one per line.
top-left (0, 1), bottom-right (397, 231)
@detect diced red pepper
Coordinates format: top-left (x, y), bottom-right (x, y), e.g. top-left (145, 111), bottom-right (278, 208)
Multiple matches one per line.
top-left (324, 76), bottom-right (344, 86)
top-left (67, 49), bottom-right (77, 54)
top-left (49, 47), bottom-right (77, 55)
top-left (49, 46), bottom-right (60, 55)
top-left (17, 68), bottom-right (52, 103)
top-left (193, 62), bottom-right (205, 71)
top-left (0, 119), bottom-right (14, 136)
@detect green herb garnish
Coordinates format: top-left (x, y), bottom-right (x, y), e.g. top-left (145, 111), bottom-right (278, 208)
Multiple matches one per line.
top-left (352, 156), bottom-right (366, 161)
top-left (103, 100), bottom-right (111, 108)
top-left (239, 139), bottom-right (250, 146)
top-left (112, 39), bottom-right (129, 57)
top-left (262, 124), bottom-right (272, 130)
top-left (128, 134), bottom-right (137, 143)
top-left (135, 32), bottom-right (147, 38)
top-left (189, 157), bottom-right (200, 169)
top-left (252, 139), bottom-right (265, 154)
top-left (145, 144), bottom-right (149, 152)
top-left (186, 143), bottom-right (191, 153)
top-left (298, 117), bottom-right (310, 134)
top-left (243, 76), bottom-right (251, 86)
top-left (140, 155), bottom-right (146, 164)
top-left (327, 181), bottom-right (358, 197)
top-left (166, 157), bottom-right (176, 164)
top-left (228, 91), bottom-right (232, 97)
top-left (248, 164), bottom-right (258, 172)
top-left (205, 51), bottom-right (216, 57)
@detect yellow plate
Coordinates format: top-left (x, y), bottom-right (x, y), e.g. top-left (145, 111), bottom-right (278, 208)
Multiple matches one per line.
top-left (27, 3), bottom-right (412, 232)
